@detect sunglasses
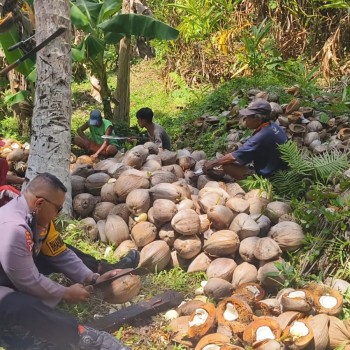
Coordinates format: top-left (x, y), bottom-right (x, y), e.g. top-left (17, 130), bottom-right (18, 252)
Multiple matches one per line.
top-left (35, 195), bottom-right (63, 214)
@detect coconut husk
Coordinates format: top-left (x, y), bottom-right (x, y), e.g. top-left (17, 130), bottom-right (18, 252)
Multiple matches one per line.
top-left (199, 214), bottom-right (210, 233)
top-left (85, 172), bottom-right (111, 196)
top-left (71, 175), bottom-right (86, 197)
top-left (254, 298), bottom-right (281, 317)
top-left (328, 316), bottom-right (350, 349)
top-left (203, 230), bottom-right (240, 257)
top-left (254, 237), bottom-right (282, 261)
top-left (141, 159), bottom-right (162, 172)
top-left (114, 173), bottom-right (149, 201)
top-left (105, 214), bottom-right (130, 245)
top-left (109, 203), bottom-right (130, 223)
top-left (169, 315), bottom-right (194, 347)
top-left (313, 287), bottom-right (343, 316)
top-left (206, 258), bottom-right (237, 281)
top-left (125, 188), bottom-right (151, 215)
top-left (97, 220), bottom-right (107, 242)
top-left (243, 317), bottom-right (282, 345)
top-left (198, 191), bottom-right (226, 213)
top-left (150, 183), bottom-right (183, 203)
top-left (107, 162), bottom-right (130, 179)
top-left (265, 201), bottom-right (292, 225)
top-left (159, 222), bottom-right (178, 248)
top-left (113, 240), bottom-right (137, 260)
top-left (152, 198), bottom-right (178, 225)
top-left (159, 149), bottom-right (177, 165)
top-left (204, 278), bottom-right (234, 299)
top-left (102, 274), bottom-right (141, 304)
top-left (229, 213), bottom-right (260, 240)
top-left (122, 148), bottom-right (148, 169)
top-left (169, 250), bottom-right (192, 270)
top-left (139, 240), bottom-right (171, 272)
top-left (304, 314), bottom-right (329, 350)
top-left (173, 179), bottom-right (192, 199)
top-left (177, 198), bottom-right (195, 211)
top-left (268, 221), bottom-right (305, 252)
top-left (92, 202), bottom-right (116, 221)
top-left (171, 209), bottom-right (201, 235)
top-left (73, 193), bottom-right (98, 218)
top-left (79, 217), bottom-right (98, 241)
top-left (226, 197), bottom-right (250, 217)
top-left (281, 290), bottom-right (313, 313)
top-left (144, 141), bottom-right (159, 154)
top-left (239, 237), bottom-right (260, 263)
top-left (207, 205), bottom-right (234, 230)
top-left (217, 296), bottom-right (253, 335)
top-left (6, 148), bottom-right (24, 162)
top-left (194, 333), bottom-right (231, 350)
top-left (187, 252), bottom-right (212, 273)
top-left (257, 260), bottom-right (286, 290)
top-left (177, 300), bottom-right (206, 316)
top-left (100, 182), bottom-right (119, 204)
top-left (307, 120), bottom-right (323, 132)
top-left (94, 158), bottom-right (119, 172)
top-left (246, 197), bottom-right (269, 215)
top-left (131, 221), bottom-right (157, 248)
top-left (304, 132), bottom-right (320, 146)
top-left (174, 235), bottom-right (202, 260)
top-left (235, 283), bottom-right (266, 304)
top-left (188, 302), bottom-right (217, 339)
top-left (162, 164), bottom-right (185, 178)
top-left (252, 339), bottom-right (283, 350)
top-left (285, 98), bottom-right (301, 114)
top-left (71, 164), bottom-right (95, 178)
top-left (326, 278), bottom-right (350, 294)
top-left (276, 311), bottom-right (302, 330)
top-left (282, 319), bottom-right (314, 350)
top-left (232, 262), bottom-right (258, 289)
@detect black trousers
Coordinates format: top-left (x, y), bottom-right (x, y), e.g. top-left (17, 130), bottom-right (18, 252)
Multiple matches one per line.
top-left (0, 246), bottom-right (101, 348)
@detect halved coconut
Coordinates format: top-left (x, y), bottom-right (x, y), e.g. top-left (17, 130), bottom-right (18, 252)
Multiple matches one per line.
top-left (282, 319), bottom-right (314, 350)
top-left (188, 302), bottom-right (217, 339)
top-left (206, 258), bottom-right (237, 282)
top-left (177, 300), bottom-right (206, 316)
top-left (217, 296), bottom-right (253, 335)
top-left (235, 282), bottom-right (266, 303)
top-left (254, 298), bottom-right (281, 317)
top-left (194, 333), bottom-right (231, 350)
top-left (276, 311), bottom-right (301, 330)
top-left (313, 287), bottom-right (343, 316)
top-left (281, 289), bottom-right (313, 313)
top-left (243, 317), bottom-right (282, 345)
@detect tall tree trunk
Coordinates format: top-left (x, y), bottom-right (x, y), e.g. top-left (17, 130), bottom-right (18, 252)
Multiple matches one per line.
top-left (26, 0), bottom-right (72, 215)
top-left (113, 0), bottom-right (131, 127)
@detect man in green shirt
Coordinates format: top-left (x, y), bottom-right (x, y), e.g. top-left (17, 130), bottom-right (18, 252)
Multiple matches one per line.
top-left (74, 109), bottom-right (118, 160)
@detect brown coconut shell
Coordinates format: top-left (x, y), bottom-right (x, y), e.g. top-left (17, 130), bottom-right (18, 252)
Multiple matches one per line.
top-left (109, 203), bottom-right (130, 223)
top-left (304, 314), bottom-right (329, 350)
top-left (150, 183), bottom-right (183, 203)
top-left (276, 311), bottom-right (302, 330)
top-left (206, 258), bottom-right (237, 282)
top-left (177, 300), bottom-right (206, 316)
top-left (239, 237), bottom-right (260, 263)
top-left (122, 148), bottom-right (148, 169)
top-left (149, 170), bottom-right (177, 186)
top-left (152, 199), bottom-right (178, 225)
top-left (257, 260), bottom-right (286, 290)
top-left (204, 278), bottom-right (234, 299)
top-left (139, 240), bottom-right (171, 272)
top-left (313, 287), bottom-right (343, 316)
top-left (73, 193), bottom-right (98, 218)
top-left (131, 221), bottom-right (158, 248)
top-left (113, 240), bottom-right (137, 260)
top-left (235, 283), bottom-right (266, 303)
top-left (252, 339), bottom-right (282, 350)
top-left (226, 197), bottom-right (250, 217)
top-left (194, 333), bottom-right (231, 350)
top-left (125, 188), bottom-right (151, 215)
top-left (100, 182), bottom-right (119, 204)
top-left (198, 192), bottom-right (226, 213)
top-left (229, 213), bottom-right (260, 240)
top-left (173, 235), bottom-right (202, 260)
top-left (102, 274), bottom-right (141, 304)
top-left (203, 230), bottom-right (240, 257)
top-left (187, 253), bottom-right (212, 273)
top-left (254, 298), bottom-right (281, 317)
top-left (282, 319), bottom-right (314, 350)
top-left (114, 173), bottom-right (149, 201)
top-left (92, 202), bottom-right (116, 221)
top-left (6, 148), bottom-right (25, 162)
top-left (217, 296), bottom-right (253, 334)
top-left (265, 201), bottom-right (292, 224)
top-left (158, 222), bottom-right (178, 247)
top-left (281, 289), bottom-right (313, 313)
top-left (243, 317), bottom-right (282, 345)
top-left (79, 217), bottom-right (98, 241)
top-left (71, 175), bottom-right (86, 197)
top-left (141, 159), bottom-right (162, 172)
top-left (328, 316), bottom-right (350, 349)
top-left (85, 172), bottom-right (111, 196)
top-left (104, 215), bottom-right (130, 245)
top-left (71, 164), bottom-right (95, 178)
top-left (207, 205), bottom-right (234, 230)
top-left (254, 237), bottom-right (282, 261)
top-left (188, 302), bottom-right (217, 339)
top-left (162, 164), bottom-right (184, 178)
top-left (177, 198), bottom-right (195, 211)
top-left (231, 262), bottom-right (258, 289)
top-left (97, 220), bottom-right (107, 242)
top-left (159, 149), bottom-right (177, 165)
top-left (171, 209), bottom-right (201, 236)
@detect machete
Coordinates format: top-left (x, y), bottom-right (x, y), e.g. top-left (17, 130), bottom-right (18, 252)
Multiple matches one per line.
top-left (87, 266), bottom-right (150, 292)
top-left (0, 27), bottom-right (67, 76)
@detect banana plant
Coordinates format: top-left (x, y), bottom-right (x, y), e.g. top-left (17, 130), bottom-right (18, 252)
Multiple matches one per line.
top-left (71, 0), bottom-right (179, 119)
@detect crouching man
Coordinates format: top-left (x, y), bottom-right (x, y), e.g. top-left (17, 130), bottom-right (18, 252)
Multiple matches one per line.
top-left (0, 173), bottom-right (134, 349)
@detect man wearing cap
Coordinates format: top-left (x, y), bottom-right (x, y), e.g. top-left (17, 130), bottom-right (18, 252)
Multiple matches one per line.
top-left (203, 99), bottom-right (288, 179)
top-left (74, 109), bottom-right (118, 160)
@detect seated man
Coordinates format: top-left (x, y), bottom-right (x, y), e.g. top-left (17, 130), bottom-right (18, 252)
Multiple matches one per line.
top-left (74, 109), bottom-right (118, 160)
top-left (203, 99), bottom-right (288, 180)
top-left (136, 107), bottom-right (171, 151)
top-left (0, 173), bottom-right (138, 349)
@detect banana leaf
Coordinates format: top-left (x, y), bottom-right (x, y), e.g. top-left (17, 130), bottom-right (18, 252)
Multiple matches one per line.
top-left (99, 0), bottom-right (122, 23)
top-left (72, 40), bottom-right (86, 62)
top-left (0, 26), bottom-right (35, 78)
top-left (70, 2), bottom-right (92, 31)
top-left (73, 0), bottom-right (103, 27)
top-left (4, 90), bottom-right (31, 106)
top-left (104, 32), bottom-right (125, 44)
top-left (85, 34), bottom-right (105, 58)
top-left (99, 14), bottom-right (179, 41)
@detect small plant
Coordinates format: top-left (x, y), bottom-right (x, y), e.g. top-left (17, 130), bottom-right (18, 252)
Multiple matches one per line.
top-left (239, 174), bottom-right (273, 200)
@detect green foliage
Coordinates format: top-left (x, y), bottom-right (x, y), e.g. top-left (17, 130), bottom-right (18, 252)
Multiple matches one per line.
top-left (239, 174), bottom-right (273, 200)
top-left (0, 117), bottom-right (21, 139)
top-left (270, 141), bottom-right (348, 198)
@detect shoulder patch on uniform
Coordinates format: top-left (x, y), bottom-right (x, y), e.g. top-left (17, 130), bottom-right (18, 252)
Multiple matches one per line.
top-left (46, 235), bottom-right (66, 255)
top-left (25, 230), bottom-right (33, 252)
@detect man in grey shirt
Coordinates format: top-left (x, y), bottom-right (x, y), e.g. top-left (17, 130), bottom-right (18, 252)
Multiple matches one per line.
top-left (0, 173), bottom-right (130, 349)
top-left (136, 107), bottom-right (171, 150)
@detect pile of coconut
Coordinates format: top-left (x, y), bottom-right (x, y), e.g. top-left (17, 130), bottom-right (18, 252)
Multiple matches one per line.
top-left (167, 278), bottom-right (350, 349)
top-left (70, 142), bottom-right (307, 304)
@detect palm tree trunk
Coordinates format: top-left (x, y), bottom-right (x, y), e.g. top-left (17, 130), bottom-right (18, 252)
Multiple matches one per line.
top-left (26, 0), bottom-right (72, 215)
top-left (113, 0), bottom-right (131, 126)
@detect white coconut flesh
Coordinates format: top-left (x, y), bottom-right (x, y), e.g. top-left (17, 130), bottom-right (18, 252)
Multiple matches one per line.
top-left (256, 326), bottom-right (276, 341)
top-left (223, 303), bottom-right (239, 321)
top-left (290, 321), bottom-right (309, 338)
top-left (202, 345), bottom-right (221, 350)
top-left (288, 291), bottom-right (306, 299)
top-left (189, 308), bottom-right (209, 327)
top-left (164, 309), bottom-right (179, 321)
top-left (201, 280), bottom-right (208, 288)
top-left (319, 295), bottom-right (338, 308)
top-left (246, 285), bottom-right (260, 297)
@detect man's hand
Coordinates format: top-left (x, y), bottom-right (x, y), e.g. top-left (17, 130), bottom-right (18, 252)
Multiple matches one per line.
top-left (63, 283), bottom-right (90, 303)
top-left (203, 159), bottom-right (217, 173)
top-left (90, 153), bottom-right (99, 161)
top-left (96, 269), bottom-right (123, 284)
